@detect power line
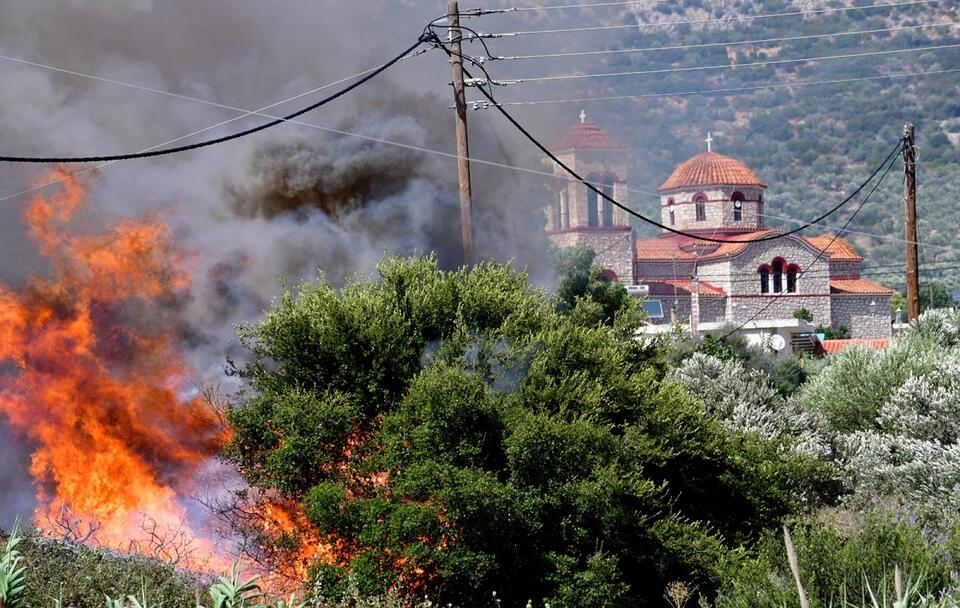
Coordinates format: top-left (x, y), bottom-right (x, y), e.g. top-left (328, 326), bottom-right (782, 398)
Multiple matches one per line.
top-left (758, 211), bottom-right (957, 253)
top-left (465, 0), bottom-right (667, 15)
top-left (467, 0), bottom-right (944, 38)
top-left (432, 26), bottom-right (906, 245)
top-left (0, 52), bottom-right (438, 204)
top-left (502, 42), bottom-right (960, 84)
top-left (719, 141), bottom-right (902, 339)
top-left (644, 262), bottom-right (959, 286)
top-left (0, 29), bottom-right (929, 258)
top-left (490, 65), bottom-right (960, 106)
top-left (0, 36), bottom-right (430, 163)
top-left (490, 21), bottom-right (960, 60)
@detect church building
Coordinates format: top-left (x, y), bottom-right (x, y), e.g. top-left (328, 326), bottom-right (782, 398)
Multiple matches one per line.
top-left (544, 113), bottom-right (893, 340)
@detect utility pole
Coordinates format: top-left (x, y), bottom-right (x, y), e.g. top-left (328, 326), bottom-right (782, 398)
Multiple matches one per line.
top-left (448, 0), bottom-right (475, 265)
top-left (903, 123), bottom-right (920, 321)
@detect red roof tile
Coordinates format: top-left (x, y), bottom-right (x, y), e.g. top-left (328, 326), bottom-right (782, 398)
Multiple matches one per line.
top-left (805, 236), bottom-right (864, 262)
top-left (821, 338), bottom-right (892, 354)
top-left (830, 279), bottom-right (895, 295)
top-left (549, 120), bottom-right (628, 152)
top-left (635, 231), bottom-right (775, 261)
top-left (645, 279), bottom-right (726, 297)
top-left (659, 151), bottom-right (767, 191)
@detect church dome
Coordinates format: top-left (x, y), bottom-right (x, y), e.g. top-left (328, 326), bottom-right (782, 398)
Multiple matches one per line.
top-left (659, 151), bottom-right (767, 192)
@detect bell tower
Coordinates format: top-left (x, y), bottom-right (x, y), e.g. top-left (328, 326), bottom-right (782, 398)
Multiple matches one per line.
top-left (545, 111), bottom-right (634, 283)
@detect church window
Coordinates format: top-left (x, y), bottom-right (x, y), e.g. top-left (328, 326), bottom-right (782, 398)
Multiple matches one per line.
top-left (732, 191), bottom-right (745, 222)
top-left (602, 175), bottom-right (615, 226)
top-left (560, 190), bottom-right (569, 228)
top-left (586, 176), bottom-right (600, 226)
top-left (694, 193), bottom-right (707, 222)
top-left (758, 265), bottom-right (770, 294)
top-left (669, 210), bottom-right (676, 225)
top-left (772, 258), bottom-right (785, 293)
top-left (786, 264), bottom-right (799, 293)
top-left (667, 198), bottom-right (675, 225)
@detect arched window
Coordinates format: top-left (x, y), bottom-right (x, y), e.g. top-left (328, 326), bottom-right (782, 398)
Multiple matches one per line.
top-left (560, 190), bottom-right (569, 228)
top-left (758, 265), bottom-right (770, 294)
top-left (667, 198), bottom-right (676, 226)
top-left (772, 258), bottom-right (785, 293)
top-left (758, 192), bottom-right (764, 225)
top-left (694, 193), bottom-right (707, 222)
top-left (598, 269), bottom-right (618, 283)
top-left (601, 175), bottom-right (615, 226)
top-left (586, 175), bottom-right (600, 227)
top-left (786, 264), bottom-right (800, 293)
top-left (732, 191), bottom-right (745, 222)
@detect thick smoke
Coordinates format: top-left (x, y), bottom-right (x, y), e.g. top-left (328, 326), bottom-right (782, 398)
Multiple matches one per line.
top-left (0, 0), bottom-right (565, 527)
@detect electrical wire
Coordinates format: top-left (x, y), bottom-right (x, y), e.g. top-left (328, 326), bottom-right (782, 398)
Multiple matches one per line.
top-left (718, 141), bottom-right (902, 339)
top-left (0, 35), bottom-right (430, 163)
top-left (467, 0), bottom-right (944, 38)
top-left (0, 50), bottom-right (439, 204)
top-left (491, 20), bottom-right (960, 60)
top-left (504, 42), bottom-right (960, 84)
top-left (492, 65), bottom-right (960, 106)
top-left (465, 0), bottom-right (668, 15)
top-left (758, 210), bottom-right (955, 253)
top-left (430, 24), bottom-right (905, 245)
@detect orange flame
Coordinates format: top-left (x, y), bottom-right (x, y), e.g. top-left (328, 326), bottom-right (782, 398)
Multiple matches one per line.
top-left (0, 169), bottom-right (226, 567)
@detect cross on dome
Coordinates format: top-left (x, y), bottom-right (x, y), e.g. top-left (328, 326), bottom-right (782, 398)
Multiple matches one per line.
top-left (579, 109), bottom-right (587, 124)
top-left (705, 132), bottom-right (713, 152)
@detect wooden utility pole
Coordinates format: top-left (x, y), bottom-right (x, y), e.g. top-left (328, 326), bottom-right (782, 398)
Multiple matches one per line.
top-left (903, 123), bottom-right (920, 321)
top-left (448, 0), bottom-right (475, 265)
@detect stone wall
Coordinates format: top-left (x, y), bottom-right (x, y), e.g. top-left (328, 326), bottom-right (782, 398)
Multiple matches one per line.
top-left (832, 295), bottom-right (893, 338)
top-left (729, 295), bottom-right (832, 327)
top-left (656, 295), bottom-right (725, 325)
top-left (830, 260), bottom-right (862, 278)
top-left (549, 228), bottom-right (635, 284)
top-left (635, 260), bottom-right (697, 279)
top-left (659, 185), bottom-right (764, 233)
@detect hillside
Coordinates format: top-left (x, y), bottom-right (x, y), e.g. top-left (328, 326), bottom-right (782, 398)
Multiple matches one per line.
top-left (477, 0), bottom-right (960, 290)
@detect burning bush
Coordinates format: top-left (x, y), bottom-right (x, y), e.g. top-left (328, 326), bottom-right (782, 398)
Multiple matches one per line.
top-left (224, 256), bottom-right (838, 607)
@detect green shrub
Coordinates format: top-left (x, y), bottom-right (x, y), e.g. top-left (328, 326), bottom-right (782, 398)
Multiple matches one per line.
top-left (715, 510), bottom-right (958, 608)
top-left (226, 256), bottom-right (829, 607)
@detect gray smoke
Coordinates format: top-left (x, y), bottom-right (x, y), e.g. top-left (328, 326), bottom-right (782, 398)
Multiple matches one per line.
top-left (0, 0), bottom-right (573, 527)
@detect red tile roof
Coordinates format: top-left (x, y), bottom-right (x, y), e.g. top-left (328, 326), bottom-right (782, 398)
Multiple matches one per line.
top-left (830, 278), bottom-right (895, 295)
top-left (549, 120), bottom-right (628, 152)
top-left (635, 231), bottom-right (774, 261)
top-left (659, 151), bottom-right (767, 191)
top-left (645, 279), bottom-right (726, 296)
top-left (821, 338), bottom-right (892, 354)
top-left (805, 236), bottom-right (864, 262)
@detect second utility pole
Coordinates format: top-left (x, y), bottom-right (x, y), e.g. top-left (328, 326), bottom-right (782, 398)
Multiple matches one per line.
top-left (448, 0), bottom-right (475, 265)
top-left (903, 123), bottom-right (920, 321)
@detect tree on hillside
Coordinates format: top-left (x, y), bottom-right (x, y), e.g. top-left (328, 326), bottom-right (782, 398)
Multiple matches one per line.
top-left (223, 256), bottom-right (836, 607)
top-left (891, 280), bottom-right (954, 316)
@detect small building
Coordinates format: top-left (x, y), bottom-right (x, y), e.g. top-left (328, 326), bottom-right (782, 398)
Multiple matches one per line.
top-left (543, 114), bottom-right (894, 340)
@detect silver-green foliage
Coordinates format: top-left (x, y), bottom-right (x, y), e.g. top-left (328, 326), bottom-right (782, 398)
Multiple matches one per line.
top-left (0, 526), bottom-right (27, 608)
top-left (801, 309), bottom-right (960, 508)
top-left (670, 353), bottom-right (831, 457)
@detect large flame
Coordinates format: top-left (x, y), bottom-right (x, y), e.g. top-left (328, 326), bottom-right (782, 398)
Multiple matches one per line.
top-left (0, 169), bottom-right (226, 566)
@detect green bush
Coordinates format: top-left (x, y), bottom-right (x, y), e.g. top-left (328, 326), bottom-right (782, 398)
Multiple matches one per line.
top-left (225, 256), bottom-right (830, 607)
top-left (715, 511), bottom-right (959, 608)
top-left (1, 525), bottom-right (199, 608)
